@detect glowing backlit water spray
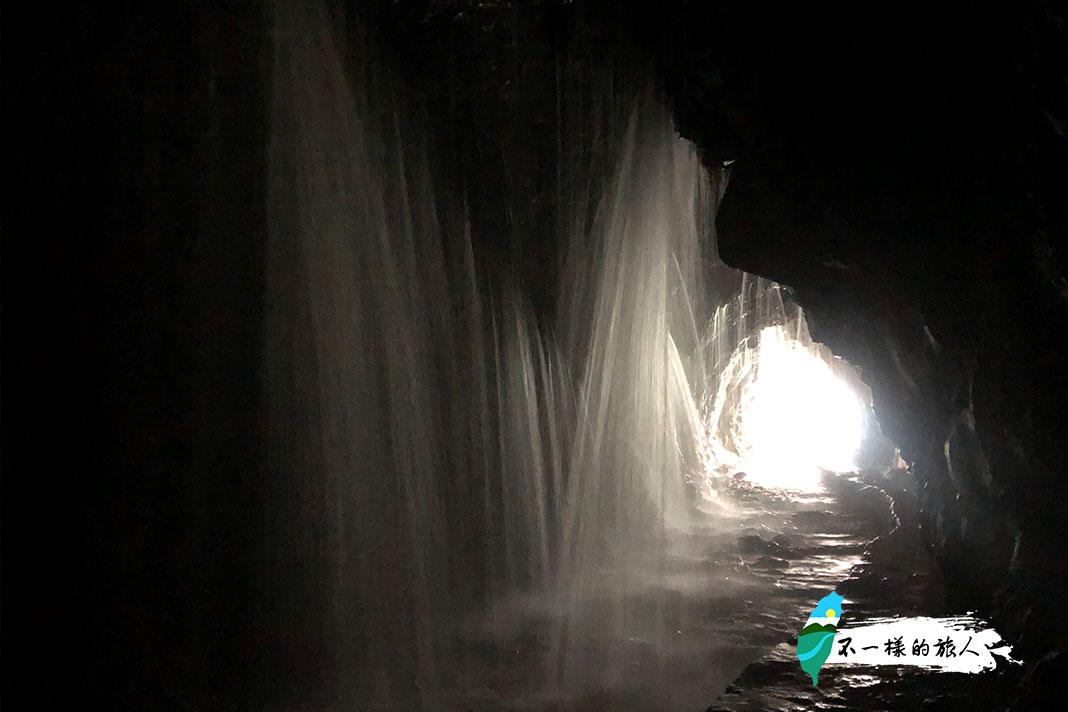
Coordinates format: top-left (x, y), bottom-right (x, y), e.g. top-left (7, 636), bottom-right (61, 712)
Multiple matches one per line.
top-left (732, 326), bottom-right (864, 488)
top-left (702, 287), bottom-right (868, 491)
top-left (264, 1), bottom-right (874, 707)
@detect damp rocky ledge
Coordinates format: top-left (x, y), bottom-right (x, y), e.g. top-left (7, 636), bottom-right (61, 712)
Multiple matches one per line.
top-left (630, 4), bottom-right (1068, 708)
top-left (707, 469), bottom-right (1050, 712)
top-left (367, 10), bottom-right (1068, 688)
top-left (21, 3), bottom-right (1066, 709)
top-left (359, 4), bottom-right (1068, 705)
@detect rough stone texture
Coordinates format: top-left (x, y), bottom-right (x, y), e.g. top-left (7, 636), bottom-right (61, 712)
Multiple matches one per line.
top-left (17, 1), bottom-right (1064, 707)
top-left (630, 0), bottom-right (1068, 684)
top-left (711, 472), bottom-right (1021, 712)
top-left (365, 0), bottom-right (1068, 692)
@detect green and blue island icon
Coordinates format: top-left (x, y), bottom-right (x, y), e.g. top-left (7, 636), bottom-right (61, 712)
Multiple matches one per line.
top-left (794, 590), bottom-right (1018, 682)
top-left (796, 591), bottom-right (844, 686)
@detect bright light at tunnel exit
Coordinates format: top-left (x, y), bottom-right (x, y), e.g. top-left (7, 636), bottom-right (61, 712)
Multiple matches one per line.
top-left (736, 327), bottom-right (865, 490)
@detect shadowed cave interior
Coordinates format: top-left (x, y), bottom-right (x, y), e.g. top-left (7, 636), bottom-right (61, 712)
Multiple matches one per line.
top-left (12, 1), bottom-right (1068, 710)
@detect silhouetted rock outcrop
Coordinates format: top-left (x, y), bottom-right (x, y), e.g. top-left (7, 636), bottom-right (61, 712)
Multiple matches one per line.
top-left (638, 1), bottom-right (1068, 694)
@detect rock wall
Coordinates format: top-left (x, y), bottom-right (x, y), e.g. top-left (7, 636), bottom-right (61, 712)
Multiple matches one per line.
top-left (366, 2), bottom-right (1068, 668)
top-left (20, 1), bottom-right (1063, 706)
top-left (631, 1), bottom-right (1068, 673)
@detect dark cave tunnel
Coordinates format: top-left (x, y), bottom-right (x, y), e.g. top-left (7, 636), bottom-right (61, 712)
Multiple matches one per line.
top-left (7, 1), bottom-right (1068, 710)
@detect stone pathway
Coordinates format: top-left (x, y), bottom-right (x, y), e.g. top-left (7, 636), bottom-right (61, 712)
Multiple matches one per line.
top-left (452, 473), bottom-right (896, 711)
top-left (340, 466), bottom-right (1023, 711)
top-left (707, 470), bottom-right (1022, 712)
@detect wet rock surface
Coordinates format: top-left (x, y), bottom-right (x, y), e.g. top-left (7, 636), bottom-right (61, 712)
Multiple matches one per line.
top-left (27, 3), bottom-right (1063, 707)
top-left (649, 5), bottom-right (1067, 699)
top-left (636, 1), bottom-right (1068, 691)
top-left (354, 13), bottom-right (1068, 672)
top-left (435, 476), bottom-right (885, 711)
top-left (709, 471), bottom-right (1023, 712)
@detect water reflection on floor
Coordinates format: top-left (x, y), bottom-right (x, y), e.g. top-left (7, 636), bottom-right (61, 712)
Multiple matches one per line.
top-left (451, 477), bottom-right (880, 711)
top-left (709, 473), bottom-right (1018, 712)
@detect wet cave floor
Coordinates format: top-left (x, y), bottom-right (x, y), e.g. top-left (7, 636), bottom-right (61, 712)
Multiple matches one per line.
top-left (707, 471), bottom-right (1021, 712)
top-left (448, 471), bottom-right (1021, 712)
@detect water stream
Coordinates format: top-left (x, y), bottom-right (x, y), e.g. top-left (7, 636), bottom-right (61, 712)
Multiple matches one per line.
top-left (263, 2), bottom-right (871, 709)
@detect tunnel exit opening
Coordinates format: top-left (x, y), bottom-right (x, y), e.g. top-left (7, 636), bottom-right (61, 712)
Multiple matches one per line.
top-left (701, 304), bottom-right (889, 494)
